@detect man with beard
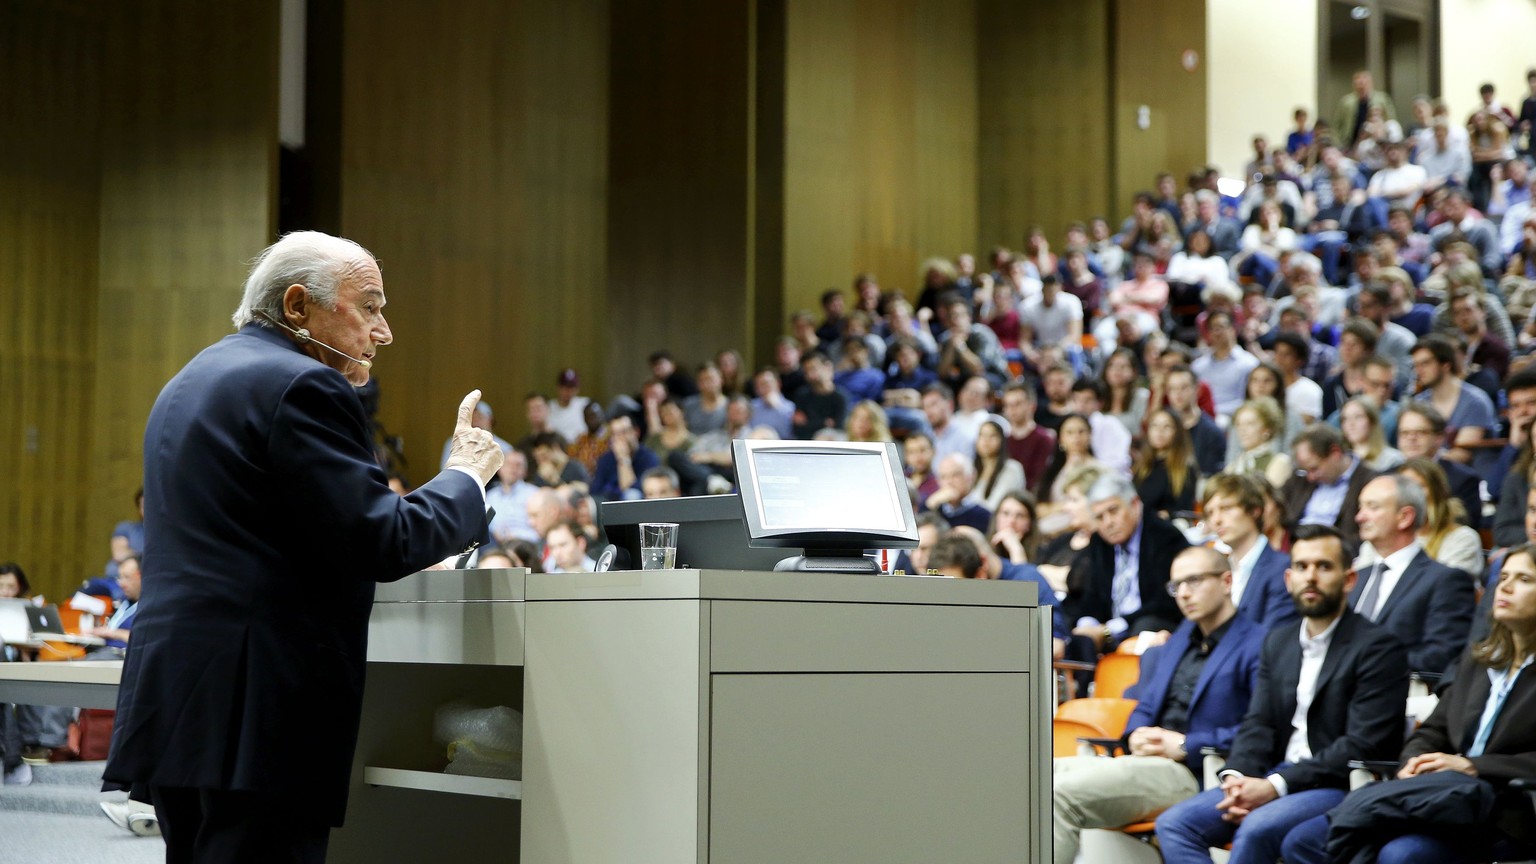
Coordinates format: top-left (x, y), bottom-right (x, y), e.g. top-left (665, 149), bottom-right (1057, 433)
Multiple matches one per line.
top-left (1154, 525), bottom-right (1408, 864)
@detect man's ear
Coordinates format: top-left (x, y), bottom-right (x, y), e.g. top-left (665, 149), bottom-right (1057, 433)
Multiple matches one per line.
top-left (280, 284), bottom-right (309, 327)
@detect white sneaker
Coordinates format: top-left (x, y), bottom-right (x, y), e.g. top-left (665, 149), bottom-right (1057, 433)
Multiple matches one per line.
top-left (2, 763), bottom-right (31, 786)
top-left (100, 799), bottom-right (160, 836)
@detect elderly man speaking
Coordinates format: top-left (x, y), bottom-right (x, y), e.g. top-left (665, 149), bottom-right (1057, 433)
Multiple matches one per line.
top-left (104, 232), bottom-right (503, 862)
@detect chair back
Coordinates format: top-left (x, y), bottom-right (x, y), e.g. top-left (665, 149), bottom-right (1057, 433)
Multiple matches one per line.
top-left (1056, 697), bottom-right (1139, 739)
top-left (1093, 651), bottom-right (1142, 699)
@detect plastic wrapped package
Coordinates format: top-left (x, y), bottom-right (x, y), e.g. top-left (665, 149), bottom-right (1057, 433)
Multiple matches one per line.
top-left (433, 701), bottom-right (523, 780)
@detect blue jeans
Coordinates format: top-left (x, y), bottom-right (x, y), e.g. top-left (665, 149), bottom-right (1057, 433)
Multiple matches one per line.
top-left (1154, 782), bottom-right (1344, 864)
top-left (1282, 811), bottom-right (1536, 864)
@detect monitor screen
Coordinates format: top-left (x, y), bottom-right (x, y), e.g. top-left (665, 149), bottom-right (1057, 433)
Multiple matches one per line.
top-left (733, 439), bottom-right (918, 550)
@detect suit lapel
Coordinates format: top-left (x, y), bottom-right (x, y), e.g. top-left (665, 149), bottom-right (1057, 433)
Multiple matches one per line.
top-left (1375, 550), bottom-right (1425, 622)
top-left (1190, 616), bottom-right (1249, 707)
top-left (1145, 623), bottom-right (1195, 718)
top-left (1311, 612), bottom-right (1355, 695)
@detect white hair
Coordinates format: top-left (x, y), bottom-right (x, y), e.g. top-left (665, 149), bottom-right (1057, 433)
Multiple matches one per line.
top-left (1086, 472), bottom-right (1138, 506)
top-left (231, 231), bottom-right (375, 329)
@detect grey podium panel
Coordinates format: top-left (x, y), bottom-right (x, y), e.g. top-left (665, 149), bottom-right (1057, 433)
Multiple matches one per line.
top-left (368, 600), bottom-right (524, 666)
top-left (709, 672), bottom-right (1035, 863)
top-left (709, 600), bottom-right (1037, 673)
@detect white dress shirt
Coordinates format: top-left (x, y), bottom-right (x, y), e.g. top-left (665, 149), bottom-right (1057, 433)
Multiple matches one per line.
top-left (1355, 540), bottom-right (1423, 622)
top-left (1231, 536), bottom-right (1269, 609)
top-left (1270, 612), bottom-right (1344, 796)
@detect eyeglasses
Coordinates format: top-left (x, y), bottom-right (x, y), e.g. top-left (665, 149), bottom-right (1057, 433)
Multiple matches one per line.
top-left (1165, 571), bottom-right (1226, 596)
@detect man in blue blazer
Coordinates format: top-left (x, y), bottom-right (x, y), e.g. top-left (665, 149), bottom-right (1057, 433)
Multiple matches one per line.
top-left (1203, 473), bottom-right (1299, 631)
top-left (1351, 473), bottom-right (1475, 674)
top-left (1155, 525), bottom-right (1409, 864)
top-left (103, 232), bottom-right (503, 862)
top-left (1053, 546), bottom-right (1268, 862)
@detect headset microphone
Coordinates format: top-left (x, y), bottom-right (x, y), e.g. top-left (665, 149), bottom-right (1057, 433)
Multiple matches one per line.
top-left (256, 312), bottom-right (373, 369)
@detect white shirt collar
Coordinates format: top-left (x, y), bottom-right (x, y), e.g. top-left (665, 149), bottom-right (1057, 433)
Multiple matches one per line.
top-left (1380, 539), bottom-right (1423, 574)
top-left (1299, 611), bottom-right (1344, 653)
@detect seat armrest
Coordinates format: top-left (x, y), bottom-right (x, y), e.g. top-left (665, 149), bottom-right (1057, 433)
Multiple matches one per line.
top-left (1509, 777), bottom-right (1536, 814)
top-left (1199, 747), bottom-right (1229, 790)
top-left (1347, 759), bottom-right (1399, 791)
top-left (1076, 736), bottom-right (1127, 757)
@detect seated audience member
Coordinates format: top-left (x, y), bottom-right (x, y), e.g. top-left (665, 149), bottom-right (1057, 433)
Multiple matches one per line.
top-left (565, 403), bottom-right (610, 479)
top-left (833, 337), bottom-right (886, 404)
top-left (485, 449), bottom-right (540, 545)
top-left (690, 396), bottom-right (753, 486)
top-left (1062, 246), bottom-right (1106, 320)
top-left (1165, 366), bottom-right (1227, 477)
top-left (1448, 288), bottom-right (1511, 402)
top-left (1203, 473), bottom-right (1297, 629)
top-left (1034, 414), bottom-right (1106, 510)
top-left (814, 288), bottom-right (846, 345)
top-left (1429, 260), bottom-right (1517, 347)
top-left (1053, 546), bottom-right (1267, 862)
top-left (950, 376), bottom-right (993, 440)
top-left (639, 466), bottom-right (682, 500)
top-left (1365, 139), bottom-right (1428, 211)
top-left (920, 382), bottom-right (976, 463)
top-left (1036, 464), bottom-right (1106, 575)
top-left (1491, 367), bottom-right (1536, 544)
top-left (1191, 311), bottom-right (1260, 420)
top-left (1351, 473), bottom-right (1475, 674)
top-left (1224, 361), bottom-right (1302, 465)
top-left (514, 392), bottom-right (557, 457)
top-left (524, 488), bottom-right (569, 551)
top-left (548, 368), bottom-right (593, 445)
top-left (473, 544), bottom-right (514, 570)
top-left (591, 414), bottom-right (658, 501)
top-left (646, 398), bottom-right (697, 466)
top-left (1154, 524), bottom-right (1409, 864)
top-left (1397, 457), bottom-right (1484, 579)
top-left (88, 555), bottom-right (142, 653)
top-left (771, 336), bottom-right (807, 396)
top-left (681, 363), bottom-right (728, 435)
top-left (1354, 284), bottom-right (1417, 393)
top-left (923, 534), bottom-right (983, 580)
top-left (1281, 423), bottom-right (1381, 548)
top-left (879, 338), bottom-right (936, 437)
top-left (1280, 542), bottom-right (1536, 864)
top-left (530, 432), bottom-right (590, 489)
top-left (1187, 189), bottom-right (1242, 259)
top-left (1231, 199), bottom-right (1298, 285)
top-left (1019, 274), bottom-right (1084, 363)
top-left (1278, 305), bottom-right (1340, 396)
top-left (1324, 354), bottom-right (1402, 443)
top-left (999, 381), bottom-right (1055, 485)
top-left (989, 490), bottom-right (1042, 566)
top-left (102, 488), bottom-right (145, 586)
top-left (543, 520), bottom-right (595, 574)
top-left (748, 367), bottom-right (796, 440)
top-left (1095, 252), bottom-right (1168, 349)
top-left (1062, 473), bottom-right (1190, 653)
top-left (1, 562), bottom-right (73, 775)
top-left (843, 399), bottom-right (893, 444)
top-left (1134, 408), bottom-right (1199, 518)
top-left (1271, 332), bottom-right (1323, 424)
top-left (1428, 187), bottom-right (1504, 278)
top-left (1166, 229), bottom-right (1231, 288)
top-left (1340, 395), bottom-right (1405, 471)
top-left (896, 511), bottom-right (949, 575)
top-left (1230, 398), bottom-right (1296, 490)
top-left (1396, 401), bottom-right (1483, 525)
top-left (1035, 362), bottom-right (1076, 432)
top-left (925, 454), bottom-right (994, 533)
top-left (973, 418), bottom-right (1026, 512)
top-left (1070, 378), bottom-right (1132, 476)
top-left (1417, 118), bottom-right (1473, 194)
top-left (1100, 348), bottom-right (1149, 435)
top-left (790, 351), bottom-right (849, 439)
top-left (650, 350), bottom-right (699, 400)
top-left (903, 432), bottom-right (940, 507)
top-left (935, 297), bottom-right (1010, 390)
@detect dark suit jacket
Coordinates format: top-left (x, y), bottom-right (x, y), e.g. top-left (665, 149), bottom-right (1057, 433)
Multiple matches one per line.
top-left (1404, 652), bottom-right (1536, 844)
top-left (1062, 515), bottom-right (1189, 637)
top-left (1349, 548), bottom-right (1474, 674)
top-left (1438, 457), bottom-right (1483, 530)
top-left (1238, 542), bottom-right (1300, 631)
top-left (1124, 613), bottom-right (1268, 764)
top-left (104, 325), bottom-right (485, 825)
top-left (1226, 611), bottom-right (1408, 791)
top-left (1279, 460), bottom-right (1380, 549)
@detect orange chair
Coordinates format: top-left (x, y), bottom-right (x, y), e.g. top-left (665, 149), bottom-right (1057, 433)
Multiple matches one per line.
top-left (1056, 697), bottom-right (1139, 740)
top-left (1092, 652), bottom-right (1141, 699)
top-left (1053, 718), bottom-right (1104, 758)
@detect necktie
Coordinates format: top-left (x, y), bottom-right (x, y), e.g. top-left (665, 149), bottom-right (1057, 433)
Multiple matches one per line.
top-left (1112, 544), bottom-right (1133, 616)
top-left (1356, 561), bottom-right (1386, 621)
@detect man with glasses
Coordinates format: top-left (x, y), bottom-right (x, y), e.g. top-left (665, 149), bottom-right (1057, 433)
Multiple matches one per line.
top-left (1280, 424), bottom-right (1380, 549)
top-left (1396, 402), bottom-right (1482, 529)
top-left (1325, 355), bottom-right (1400, 442)
top-left (1052, 546), bottom-right (1267, 862)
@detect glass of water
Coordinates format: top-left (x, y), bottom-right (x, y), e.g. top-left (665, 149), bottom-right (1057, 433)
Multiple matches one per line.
top-left (639, 522), bottom-right (679, 570)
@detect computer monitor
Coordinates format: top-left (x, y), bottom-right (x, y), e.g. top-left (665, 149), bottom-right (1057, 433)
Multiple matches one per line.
top-left (731, 439), bottom-right (918, 573)
top-left (599, 494), bottom-right (789, 572)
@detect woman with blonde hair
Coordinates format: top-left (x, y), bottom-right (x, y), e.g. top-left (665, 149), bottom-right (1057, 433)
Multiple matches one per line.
top-left (844, 400), bottom-right (893, 443)
top-left (1340, 396), bottom-right (1405, 471)
top-left (1397, 456), bottom-right (1484, 579)
top-left (1227, 397), bottom-right (1294, 488)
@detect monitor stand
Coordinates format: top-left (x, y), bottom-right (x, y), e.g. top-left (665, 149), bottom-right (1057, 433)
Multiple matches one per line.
top-left (773, 550), bottom-right (882, 575)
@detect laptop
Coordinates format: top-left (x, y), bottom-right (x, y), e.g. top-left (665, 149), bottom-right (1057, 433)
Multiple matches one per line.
top-left (0, 598), bottom-right (105, 647)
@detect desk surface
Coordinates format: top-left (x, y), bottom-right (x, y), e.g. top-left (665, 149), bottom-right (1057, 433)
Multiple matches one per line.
top-left (0, 660), bottom-right (123, 708)
top-left (0, 659), bottom-right (123, 684)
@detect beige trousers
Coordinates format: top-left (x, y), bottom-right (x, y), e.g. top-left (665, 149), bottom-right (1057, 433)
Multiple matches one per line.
top-left (1053, 754), bottom-right (1200, 862)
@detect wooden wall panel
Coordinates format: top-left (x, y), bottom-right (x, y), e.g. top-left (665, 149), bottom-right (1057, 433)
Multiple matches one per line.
top-left (607, 0), bottom-right (752, 388)
top-left (1111, 0), bottom-right (1207, 214)
top-left (977, 0), bottom-right (1111, 251)
top-left (341, 0), bottom-right (609, 481)
top-left (781, 0), bottom-right (979, 312)
top-left (0, 1), bottom-right (103, 599)
top-left (88, 0), bottom-right (280, 599)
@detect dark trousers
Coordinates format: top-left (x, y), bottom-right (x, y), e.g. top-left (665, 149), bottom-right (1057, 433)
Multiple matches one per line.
top-left (151, 786), bottom-right (331, 864)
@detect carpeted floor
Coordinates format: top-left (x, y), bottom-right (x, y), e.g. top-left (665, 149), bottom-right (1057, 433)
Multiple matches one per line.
top-left (0, 761), bottom-right (165, 863)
